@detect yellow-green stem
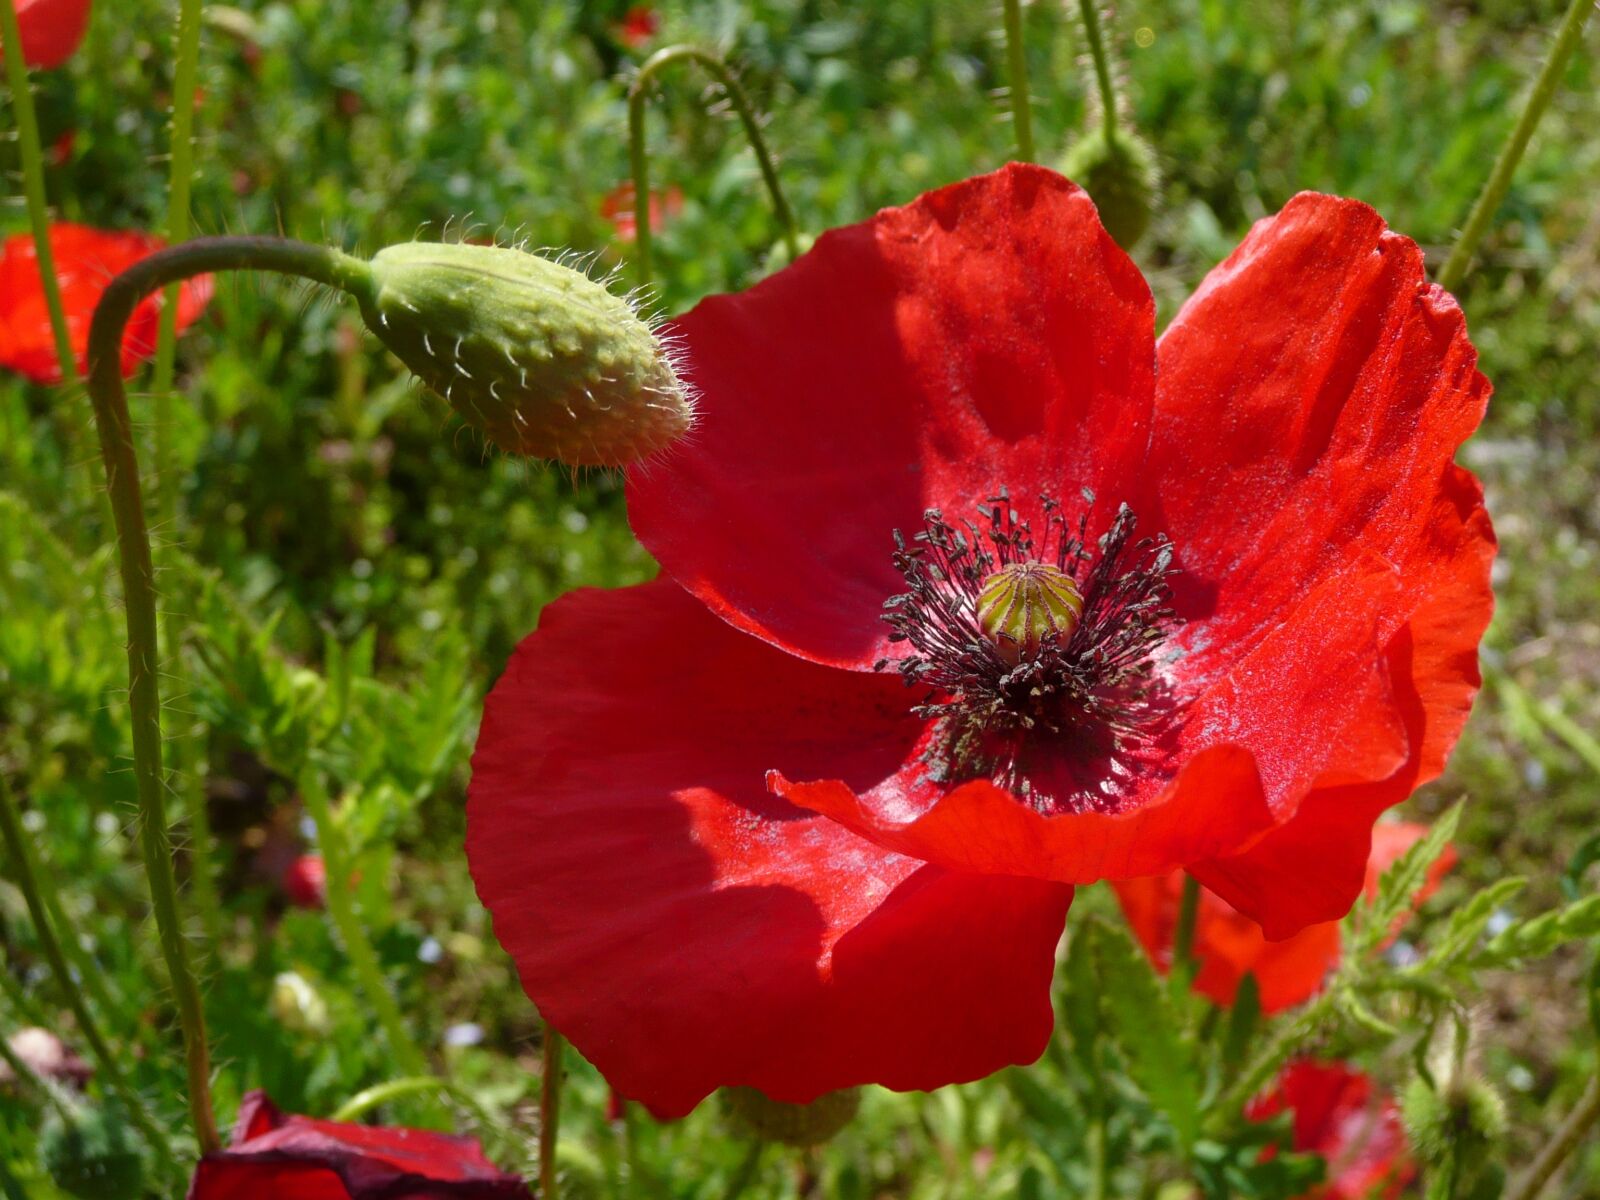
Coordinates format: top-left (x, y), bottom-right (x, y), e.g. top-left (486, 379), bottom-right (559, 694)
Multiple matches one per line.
top-left (0, 777), bottom-right (178, 1172)
top-left (1506, 1074), bottom-right (1600, 1200)
top-left (150, 0), bottom-right (224, 959)
top-left (331, 1075), bottom-right (493, 1128)
top-left (627, 44), bottom-right (799, 288)
top-left (1001, 0), bottom-right (1035, 161)
top-left (1437, 0), bottom-right (1595, 293)
top-left (541, 1023), bottom-right (565, 1199)
top-left (298, 771), bottom-right (432, 1083)
top-left (85, 236), bottom-right (374, 1156)
top-left (1077, 0), bottom-right (1121, 143)
top-left (0, 0), bottom-right (79, 389)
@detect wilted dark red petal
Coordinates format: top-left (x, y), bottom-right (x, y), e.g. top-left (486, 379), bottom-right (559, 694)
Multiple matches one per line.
top-left (776, 551), bottom-right (1406, 887)
top-left (186, 1091), bottom-right (525, 1199)
top-left (629, 163), bottom-right (1155, 670)
top-left (1151, 195), bottom-right (1492, 936)
top-left (467, 580), bottom-right (1073, 1116)
top-left (7, 0), bottom-right (91, 70)
top-left (0, 225), bottom-right (213, 385)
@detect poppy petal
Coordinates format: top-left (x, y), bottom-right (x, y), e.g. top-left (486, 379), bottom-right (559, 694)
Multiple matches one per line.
top-left (466, 580), bottom-right (1074, 1116)
top-left (628, 163), bottom-right (1155, 671)
top-left (8, 0), bottom-right (91, 70)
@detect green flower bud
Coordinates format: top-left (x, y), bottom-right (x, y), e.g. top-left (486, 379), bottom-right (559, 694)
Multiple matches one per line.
top-left (357, 241), bottom-right (693, 467)
top-left (977, 562), bottom-right (1084, 663)
top-left (1060, 129), bottom-right (1160, 249)
top-left (1402, 1073), bottom-right (1507, 1190)
top-left (39, 1102), bottom-right (145, 1200)
top-left (721, 1086), bottom-right (860, 1148)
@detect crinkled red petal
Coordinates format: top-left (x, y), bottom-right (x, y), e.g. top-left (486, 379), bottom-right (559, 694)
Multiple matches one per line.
top-left (186, 1091), bottom-right (525, 1199)
top-left (628, 163), bottom-right (1155, 670)
top-left (0, 224), bottom-right (213, 385)
top-left (466, 580), bottom-right (1073, 1116)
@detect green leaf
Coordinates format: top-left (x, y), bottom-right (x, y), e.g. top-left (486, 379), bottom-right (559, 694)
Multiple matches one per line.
top-left (1420, 876), bottom-right (1526, 970)
top-left (1564, 832), bottom-right (1600, 902)
top-left (1473, 893), bottom-right (1600, 967)
top-left (1220, 972), bottom-right (1261, 1082)
top-left (1090, 918), bottom-right (1204, 1151)
top-left (1350, 803), bottom-right (1461, 956)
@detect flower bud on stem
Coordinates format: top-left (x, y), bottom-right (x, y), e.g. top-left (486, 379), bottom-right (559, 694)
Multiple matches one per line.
top-left (627, 44), bottom-right (800, 288)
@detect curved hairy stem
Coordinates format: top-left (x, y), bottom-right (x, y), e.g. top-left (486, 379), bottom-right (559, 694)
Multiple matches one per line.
top-left (1001, 0), bottom-right (1035, 161)
top-left (85, 236), bottom-right (373, 1154)
top-left (1507, 1075), bottom-right (1600, 1200)
top-left (1437, 0), bottom-right (1595, 292)
top-left (627, 43), bottom-right (799, 287)
top-left (1077, 0), bottom-right (1121, 143)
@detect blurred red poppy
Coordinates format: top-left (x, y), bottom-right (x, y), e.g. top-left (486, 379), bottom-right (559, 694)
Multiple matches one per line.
top-left (1251, 1061), bottom-right (1414, 1199)
top-left (187, 1091), bottom-right (526, 1199)
top-left (0, 224), bottom-right (212, 385)
top-left (615, 5), bottom-right (658, 49)
top-left (281, 854), bottom-right (327, 909)
top-left (3, 0), bottom-right (91, 70)
top-left (1114, 821), bottom-right (1457, 1012)
top-left (469, 165), bottom-right (1494, 1115)
top-left (599, 181), bottom-right (684, 242)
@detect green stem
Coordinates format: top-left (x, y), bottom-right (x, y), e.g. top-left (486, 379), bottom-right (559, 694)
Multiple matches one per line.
top-left (150, 0), bottom-right (224, 961)
top-left (1001, 0), bottom-right (1035, 161)
top-left (1077, 0), bottom-right (1121, 143)
top-left (724, 1139), bottom-right (766, 1200)
top-left (1506, 1074), bottom-right (1600, 1200)
top-left (627, 44), bottom-right (799, 288)
top-left (1436, 0), bottom-right (1595, 293)
top-left (298, 772), bottom-right (430, 1081)
top-left (540, 1023), bottom-right (565, 1200)
top-left (0, 778), bottom-right (178, 1172)
top-left (85, 236), bottom-right (373, 1157)
top-left (331, 1075), bottom-right (494, 1129)
top-left (0, 0), bottom-right (79, 389)
top-left (1172, 874), bottom-right (1202, 982)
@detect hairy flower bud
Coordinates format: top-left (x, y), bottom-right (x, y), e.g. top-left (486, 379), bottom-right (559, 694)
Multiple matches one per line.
top-left (1060, 129), bottom-right (1159, 249)
top-left (722, 1086), bottom-right (860, 1148)
top-left (977, 562), bottom-right (1085, 663)
top-left (357, 241), bottom-right (692, 467)
top-left (40, 1103), bottom-right (145, 1200)
top-left (1402, 1071), bottom-right (1507, 1192)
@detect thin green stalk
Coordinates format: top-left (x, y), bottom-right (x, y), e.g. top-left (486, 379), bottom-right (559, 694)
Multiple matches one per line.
top-left (0, 0), bottom-right (79, 389)
top-left (84, 236), bottom-right (374, 1156)
top-left (1506, 1074), bottom-right (1600, 1200)
top-left (1077, 0), bottom-right (1121, 142)
top-left (1172, 873), bottom-right (1202, 982)
top-left (724, 1139), bottom-right (766, 1200)
top-left (627, 44), bottom-right (799, 288)
top-left (150, 0), bottom-right (224, 959)
top-left (297, 771), bottom-right (431, 1082)
top-left (540, 1023), bottom-right (565, 1200)
top-left (0, 777), bottom-right (178, 1172)
top-left (0, 956), bottom-right (51, 1027)
top-left (331, 1075), bottom-right (495, 1129)
top-left (1437, 0), bottom-right (1595, 293)
top-left (1001, 0), bottom-right (1035, 161)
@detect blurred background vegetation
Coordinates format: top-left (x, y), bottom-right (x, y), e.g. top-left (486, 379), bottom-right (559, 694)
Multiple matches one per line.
top-left (2, 0), bottom-right (1597, 1194)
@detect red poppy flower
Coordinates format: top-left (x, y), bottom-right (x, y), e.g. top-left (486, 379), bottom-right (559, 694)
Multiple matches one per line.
top-left (281, 854), bottom-right (327, 909)
top-left (615, 5), bottom-right (658, 49)
top-left (187, 1091), bottom-right (526, 1199)
top-left (1250, 1061), bottom-right (1414, 1199)
top-left (469, 165), bottom-right (1494, 1115)
top-left (3, 0), bottom-right (91, 70)
top-left (599, 181), bottom-right (684, 242)
top-left (1114, 821), bottom-right (1456, 1012)
top-left (0, 224), bottom-right (213, 385)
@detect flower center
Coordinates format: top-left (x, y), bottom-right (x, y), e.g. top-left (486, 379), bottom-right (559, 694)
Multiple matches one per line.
top-left (877, 491), bottom-right (1178, 814)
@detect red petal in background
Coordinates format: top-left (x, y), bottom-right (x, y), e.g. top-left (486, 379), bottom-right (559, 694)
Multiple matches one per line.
top-left (1250, 1061), bottom-right (1414, 1200)
top-left (7, 0), bottom-right (91, 70)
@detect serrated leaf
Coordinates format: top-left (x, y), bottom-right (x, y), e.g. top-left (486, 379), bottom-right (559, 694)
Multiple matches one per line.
top-left (1350, 804), bottom-right (1461, 956)
top-left (1220, 972), bottom-right (1261, 1082)
top-left (1564, 832), bottom-right (1600, 902)
top-left (1091, 918), bottom-right (1203, 1151)
top-left (1061, 923), bottom-right (1102, 1080)
top-left (1421, 876), bottom-right (1526, 970)
top-left (1474, 893), bottom-right (1600, 967)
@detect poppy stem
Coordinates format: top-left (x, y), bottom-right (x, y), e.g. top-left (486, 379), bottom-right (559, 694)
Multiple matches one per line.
top-left (1506, 1073), bottom-right (1600, 1200)
top-left (0, 777), bottom-right (180, 1175)
top-left (540, 1023), bottom-right (565, 1199)
top-left (330, 1074), bottom-right (497, 1129)
top-left (627, 44), bottom-right (800, 289)
top-left (297, 770), bottom-right (434, 1087)
top-left (1436, 0), bottom-right (1594, 294)
top-left (1172, 873), bottom-right (1201, 981)
top-left (0, 0), bottom-right (80, 391)
top-left (148, 0), bottom-right (226, 964)
top-left (1001, 0), bottom-right (1036, 162)
top-left (84, 235), bottom-right (374, 1158)
top-left (1076, 0), bottom-right (1121, 144)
